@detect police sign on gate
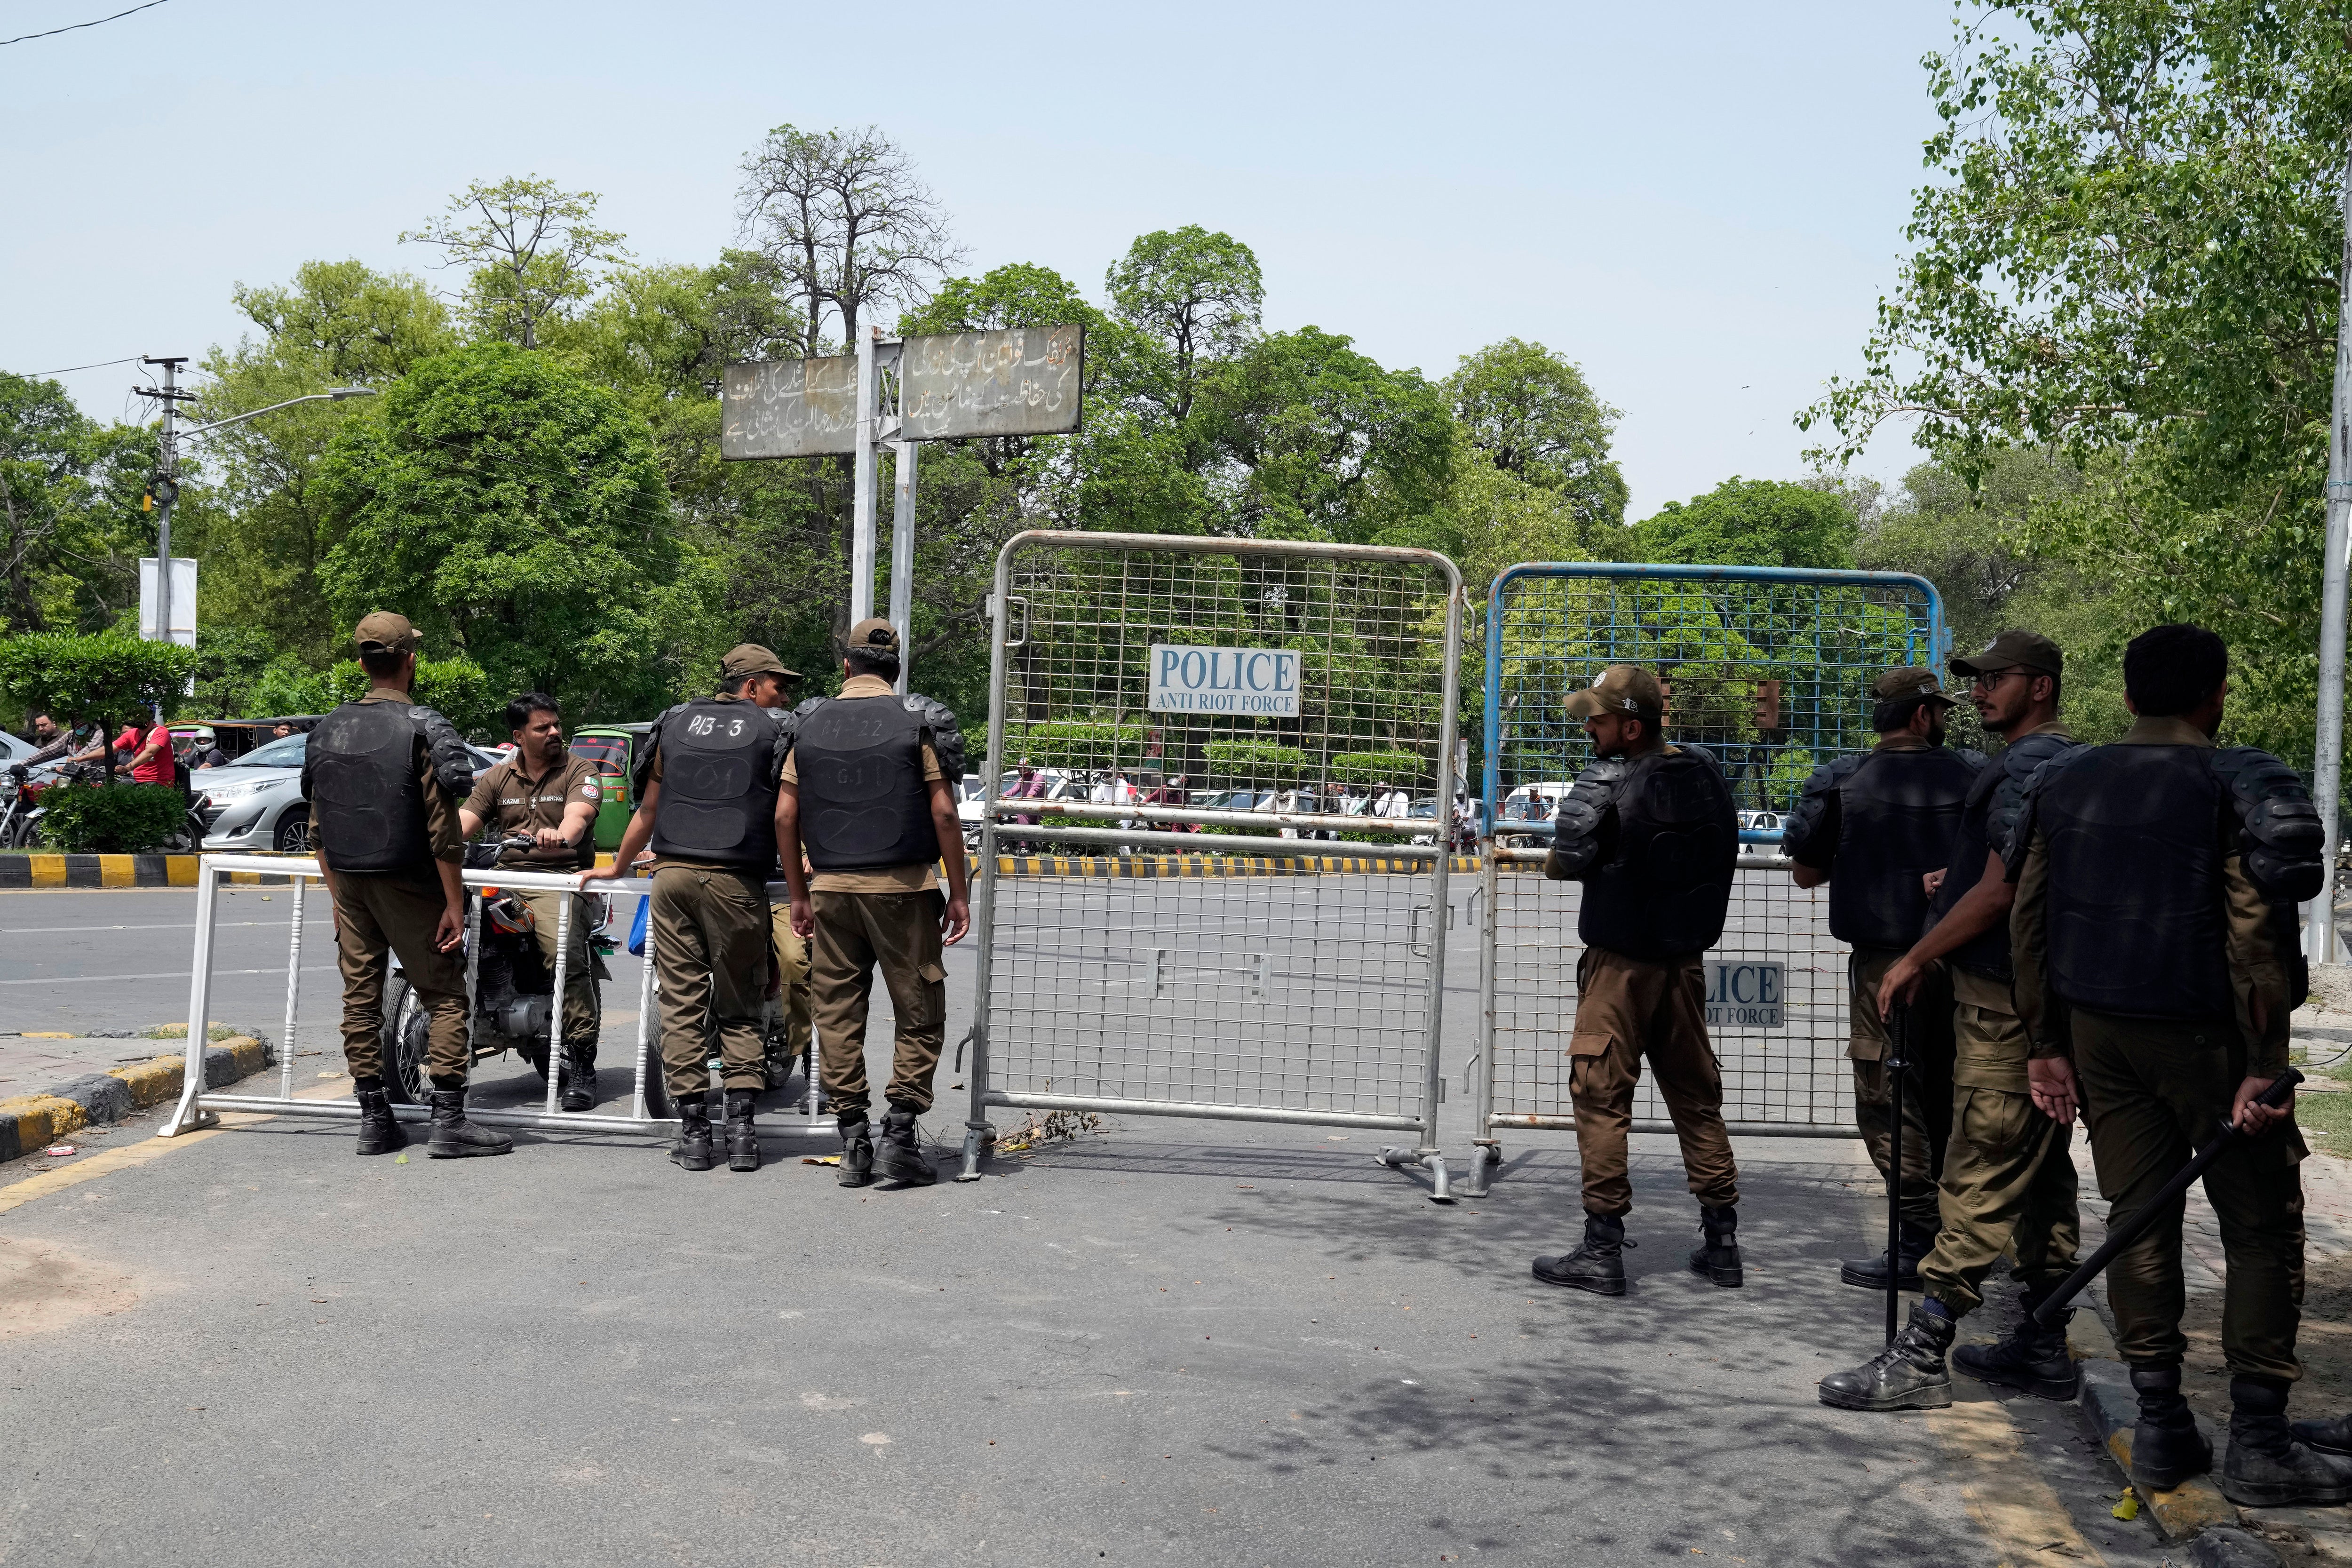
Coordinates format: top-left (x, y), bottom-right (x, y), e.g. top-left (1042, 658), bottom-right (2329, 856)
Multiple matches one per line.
top-left (1148, 645), bottom-right (1301, 716)
top-left (1706, 960), bottom-right (1785, 1029)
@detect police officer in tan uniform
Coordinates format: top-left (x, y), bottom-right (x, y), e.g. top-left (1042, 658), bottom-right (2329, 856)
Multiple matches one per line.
top-left (1528, 665), bottom-right (1741, 1295)
top-left (304, 612), bottom-right (510, 1159)
top-left (778, 619), bottom-right (970, 1188)
top-left (461, 692), bottom-right (606, 1110)
top-left (585, 646), bottom-right (797, 1173)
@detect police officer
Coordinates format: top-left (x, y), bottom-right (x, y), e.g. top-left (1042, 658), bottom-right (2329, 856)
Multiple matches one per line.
top-left (1820, 630), bottom-right (2086, 1414)
top-left (304, 612), bottom-right (510, 1159)
top-left (778, 618), bottom-right (971, 1189)
top-left (460, 692), bottom-right (605, 1111)
top-left (584, 646), bottom-right (797, 1173)
top-left (1528, 664), bottom-right (1742, 1295)
top-left (1781, 669), bottom-right (1977, 1289)
top-left (2008, 624), bottom-right (2339, 1506)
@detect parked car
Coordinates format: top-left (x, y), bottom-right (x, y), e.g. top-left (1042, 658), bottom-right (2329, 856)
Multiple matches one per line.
top-left (196, 732), bottom-right (506, 854)
top-left (0, 732), bottom-right (33, 766)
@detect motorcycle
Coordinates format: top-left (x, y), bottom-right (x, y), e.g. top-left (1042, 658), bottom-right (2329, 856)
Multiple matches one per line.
top-left (381, 838), bottom-right (816, 1116)
top-left (378, 836), bottom-right (618, 1106)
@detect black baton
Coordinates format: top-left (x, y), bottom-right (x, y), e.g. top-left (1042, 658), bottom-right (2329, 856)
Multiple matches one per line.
top-left (2030, 1066), bottom-right (2304, 1327)
top-left (1885, 1001), bottom-right (1909, 1346)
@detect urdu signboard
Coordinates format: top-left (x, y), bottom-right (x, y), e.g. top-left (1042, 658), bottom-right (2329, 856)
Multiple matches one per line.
top-left (720, 324), bottom-right (1084, 460)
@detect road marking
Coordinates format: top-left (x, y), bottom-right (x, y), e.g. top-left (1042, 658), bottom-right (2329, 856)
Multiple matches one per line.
top-left (0, 1123), bottom-right (231, 1215)
top-left (1927, 1393), bottom-right (2106, 1566)
top-left (0, 920), bottom-right (332, 934)
top-left (0, 965), bottom-right (340, 987)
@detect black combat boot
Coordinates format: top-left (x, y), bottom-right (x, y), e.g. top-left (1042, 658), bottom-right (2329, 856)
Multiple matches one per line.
top-left (2220, 1374), bottom-right (2352, 1507)
top-left (837, 1113), bottom-right (875, 1188)
top-left (2292, 1411), bottom-right (2352, 1457)
top-left (559, 1046), bottom-right (597, 1113)
top-left (877, 1104), bottom-right (937, 1186)
top-left (2126, 1363), bottom-right (2213, 1492)
top-left (1688, 1204), bottom-right (1743, 1288)
top-left (1953, 1292), bottom-right (2079, 1400)
top-left (1818, 1303), bottom-right (1956, 1411)
top-left (724, 1090), bottom-right (760, 1174)
top-left (670, 1090), bottom-right (715, 1172)
top-left (353, 1082), bottom-right (406, 1157)
top-left (1532, 1212), bottom-right (1630, 1296)
top-left (425, 1084), bottom-right (513, 1159)
top-left (1839, 1222), bottom-right (1937, 1290)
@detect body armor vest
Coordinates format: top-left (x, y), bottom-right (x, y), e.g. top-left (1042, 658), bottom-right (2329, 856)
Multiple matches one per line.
top-left (310, 701), bottom-right (430, 874)
top-left (2038, 744), bottom-right (2232, 1019)
top-left (794, 695), bottom-right (941, 872)
top-left (1827, 747), bottom-right (1978, 950)
top-left (1579, 746), bottom-right (1736, 961)
top-left (648, 699), bottom-right (782, 872)
top-left (1927, 729), bottom-right (2077, 980)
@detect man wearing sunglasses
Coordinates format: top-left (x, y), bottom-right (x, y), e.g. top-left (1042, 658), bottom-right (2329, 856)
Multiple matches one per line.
top-left (1821, 630), bottom-right (2082, 1413)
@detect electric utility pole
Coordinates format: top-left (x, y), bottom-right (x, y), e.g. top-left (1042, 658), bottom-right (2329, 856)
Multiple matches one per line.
top-left (133, 355), bottom-right (192, 648)
top-left (2310, 144), bottom-right (2352, 968)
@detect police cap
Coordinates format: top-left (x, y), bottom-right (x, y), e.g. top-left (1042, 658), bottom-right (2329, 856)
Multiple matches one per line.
top-left (1563, 664), bottom-right (1665, 718)
top-left (1951, 630), bottom-right (2063, 680)
top-left (354, 611), bottom-right (421, 654)
top-left (1872, 667), bottom-right (1956, 706)
top-left (846, 617), bottom-right (902, 654)
top-left (719, 644), bottom-right (798, 680)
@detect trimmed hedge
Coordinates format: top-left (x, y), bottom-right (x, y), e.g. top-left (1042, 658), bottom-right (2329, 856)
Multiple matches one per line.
top-left (1004, 720), bottom-right (1144, 765)
top-left (1329, 748), bottom-right (1425, 784)
top-left (35, 781), bottom-right (186, 852)
top-left (1203, 740), bottom-right (1305, 781)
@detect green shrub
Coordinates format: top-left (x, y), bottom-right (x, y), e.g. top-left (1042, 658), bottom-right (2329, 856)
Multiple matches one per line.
top-left (1004, 719), bottom-right (1144, 765)
top-left (1329, 748), bottom-right (1425, 785)
top-left (1204, 740), bottom-right (1305, 782)
top-left (35, 781), bottom-right (187, 852)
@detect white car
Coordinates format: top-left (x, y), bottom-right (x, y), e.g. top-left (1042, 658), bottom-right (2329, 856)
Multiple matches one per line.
top-left (197, 732), bottom-right (503, 854)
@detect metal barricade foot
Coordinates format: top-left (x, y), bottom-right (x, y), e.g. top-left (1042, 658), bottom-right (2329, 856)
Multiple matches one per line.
top-left (158, 1105), bottom-right (220, 1137)
top-left (1374, 1146), bottom-right (1456, 1204)
top-left (1461, 1141), bottom-right (1502, 1198)
top-left (955, 1120), bottom-right (993, 1182)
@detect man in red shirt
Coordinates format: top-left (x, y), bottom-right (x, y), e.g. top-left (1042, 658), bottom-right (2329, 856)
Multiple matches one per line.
top-left (112, 720), bottom-right (175, 785)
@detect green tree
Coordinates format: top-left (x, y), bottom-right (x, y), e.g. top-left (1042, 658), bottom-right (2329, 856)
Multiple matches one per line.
top-left (400, 176), bottom-right (630, 350)
top-left (0, 631), bottom-right (197, 781)
top-left (1636, 478), bottom-right (1859, 570)
top-left (1802, 0), bottom-right (2352, 764)
top-left (0, 374), bottom-right (158, 635)
top-left (312, 342), bottom-right (718, 721)
top-left (1106, 225), bottom-right (1264, 427)
top-left (184, 261), bottom-right (456, 666)
top-left (1446, 338), bottom-right (1627, 549)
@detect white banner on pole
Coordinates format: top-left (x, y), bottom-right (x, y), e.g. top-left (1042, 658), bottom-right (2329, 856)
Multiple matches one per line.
top-left (139, 557), bottom-right (196, 646)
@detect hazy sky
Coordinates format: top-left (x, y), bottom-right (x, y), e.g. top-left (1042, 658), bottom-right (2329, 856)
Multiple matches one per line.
top-left (2, 0), bottom-right (1955, 518)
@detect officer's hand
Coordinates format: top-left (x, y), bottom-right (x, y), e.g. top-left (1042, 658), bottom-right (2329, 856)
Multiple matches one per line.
top-left (1876, 955), bottom-right (1926, 1021)
top-left (2027, 1056), bottom-right (2078, 1126)
top-left (942, 895), bottom-right (971, 945)
top-left (1922, 868), bottom-right (1947, 898)
top-left (789, 894), bottom-right (814, 939)
top-left (579, 860), bottom-right (623, 884)
top-left (435, 902), bottom-right (465, 954)
top-left (2232, 1075), bottom-right (2289, 1136)
top-left (534, 826), bottom-right (566, 848)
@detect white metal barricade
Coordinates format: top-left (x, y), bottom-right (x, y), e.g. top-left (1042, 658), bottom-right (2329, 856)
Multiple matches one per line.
top-left (161, 854), bottom-right (824, 1141)
top-left (956, 531), bottom-right (1466, 1199)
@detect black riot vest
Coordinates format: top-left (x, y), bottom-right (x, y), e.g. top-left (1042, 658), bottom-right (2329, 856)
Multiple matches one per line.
top-left (2038, 744), bottom-right (2233, 1019)
top-left (794, 695), bottom-right (942, 872)
top-left (309, 700), bottom-right (430, 874)
top-left (1828, 747), bottom-right (1978, 950)
top-left (1579, 746), bottom-right (1736, 961)
top-left (1927, 730), bottom-right (2076, 980)
top-left (648, 698), bottom-right (782, 873)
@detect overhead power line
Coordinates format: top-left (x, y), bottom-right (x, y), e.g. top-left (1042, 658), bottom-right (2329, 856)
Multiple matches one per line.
top-left (10, 356), bottom-right (144, 377)
top-left (0, 0), bottom-right (172, 48)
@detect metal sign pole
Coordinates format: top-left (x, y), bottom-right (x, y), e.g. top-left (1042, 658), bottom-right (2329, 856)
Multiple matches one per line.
top-left (2309, 143), bottom-right (2352, 970)
top-left (850, 327), bottom-right (880, 627)
top-left (890, 438), bottom-right (917, 695)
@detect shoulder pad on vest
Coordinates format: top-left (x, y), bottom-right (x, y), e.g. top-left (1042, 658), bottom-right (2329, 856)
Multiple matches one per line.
top-left (1780, 754), bottom-right (1862, 864)
top-left (1954, 748), bottom-right (1989, 771)
top-left (409, 706), bottom-right (475, 796)
top-left (636, 702), bottom-right (695, 797)
top-left (1673, 742), bottom-right (1722, 772)
top-left (904, 692), bottom-right (967, 780)
top-left (1550, 757), bottom-right (1627, 876)
top-left (2214, 746), bottom-right (2326, 903)
top-left (1990, 734), bottom-right (2083, 860)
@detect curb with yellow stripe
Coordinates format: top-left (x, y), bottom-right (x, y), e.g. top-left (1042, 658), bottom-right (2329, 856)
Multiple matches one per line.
top-left (990, 852), bottom-right (1485, 878)
top-left (0, 1035), bottom-right (272, 1164)
top-left (0, 852), bottom-right (326, 889)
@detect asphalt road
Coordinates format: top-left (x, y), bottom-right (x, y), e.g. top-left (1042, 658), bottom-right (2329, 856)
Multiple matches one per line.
top-left (0, 879), bottom-right (2168, 1566)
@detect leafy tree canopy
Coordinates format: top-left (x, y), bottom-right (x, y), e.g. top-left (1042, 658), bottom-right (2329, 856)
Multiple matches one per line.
top-left (1637, 478), bottom-right (1859, 571)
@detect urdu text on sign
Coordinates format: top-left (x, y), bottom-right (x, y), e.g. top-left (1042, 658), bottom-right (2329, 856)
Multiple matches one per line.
top-left (1148, 645), bottom-right (1302, 717)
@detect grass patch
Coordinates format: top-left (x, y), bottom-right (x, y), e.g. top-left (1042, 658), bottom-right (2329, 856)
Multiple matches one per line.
top-left (142, 1022), bottom-right (240, 1042)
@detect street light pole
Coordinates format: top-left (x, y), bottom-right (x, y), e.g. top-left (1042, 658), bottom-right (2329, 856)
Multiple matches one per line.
top-left (2310, 145), bottom-right (2352, 969)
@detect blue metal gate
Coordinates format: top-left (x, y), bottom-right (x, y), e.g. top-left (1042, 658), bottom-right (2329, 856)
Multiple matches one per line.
top-left (1464, 563), bottom-right (1947, 1194)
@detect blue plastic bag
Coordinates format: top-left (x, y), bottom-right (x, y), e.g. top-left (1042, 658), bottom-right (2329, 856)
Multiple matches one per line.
top-left (628, 891), bottom-right (650, 956)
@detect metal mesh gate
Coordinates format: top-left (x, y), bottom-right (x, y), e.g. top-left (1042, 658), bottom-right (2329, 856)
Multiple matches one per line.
top-left (958, 530), bottom-right (1466, 1199)
top-left (1467, 563), bottom-right (1947, 1193)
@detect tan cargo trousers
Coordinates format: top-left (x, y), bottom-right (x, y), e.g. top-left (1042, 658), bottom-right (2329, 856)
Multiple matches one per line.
top-left (810, 889), bottom-right (948, 1116)
top-left (1567, 946), bottom-right (1740, 1217)
top-left (649, 865), bottom-right (771, 1097)
top-left (332, 866), bottom-right (470, 1084)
